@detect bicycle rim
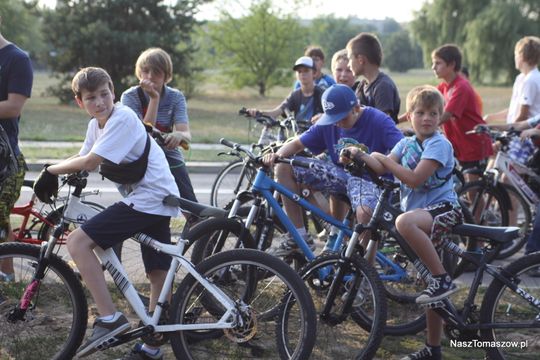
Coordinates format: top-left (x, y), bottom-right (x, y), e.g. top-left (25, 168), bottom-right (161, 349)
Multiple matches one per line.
top-left (479, 252), bottom-right (540, 359)
top-left (169, 249), bottom-right (316, 359)
top-left (300, 254), bottom-right (386, 359)
top-left (0, 243), bottom-right (87, 360)
top-left (211, 160), bottom-right (256, 208)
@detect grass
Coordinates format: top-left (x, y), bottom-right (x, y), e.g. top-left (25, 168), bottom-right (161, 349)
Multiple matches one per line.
top-left (20, 69), bottom-right (512, 145)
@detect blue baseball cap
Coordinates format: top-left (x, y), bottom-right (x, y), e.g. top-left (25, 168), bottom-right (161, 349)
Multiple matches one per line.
top-left (317, 84), bottom-right (359, 126)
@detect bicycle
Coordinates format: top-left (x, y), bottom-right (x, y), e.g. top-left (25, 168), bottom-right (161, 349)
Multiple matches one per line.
top-left (11, 179), bottom-right (103, 245)
top-left (335, 150), bottom-right (540, 360)
top-left (0, 173), bottom-right (318, 360)
top-left (458, 127), bottom-right (538, 259)
top-left (210, 108), bottom-right (310, 208)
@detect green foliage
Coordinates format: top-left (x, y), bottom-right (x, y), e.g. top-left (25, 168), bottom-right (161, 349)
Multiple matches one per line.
top-left (0, 0), bottom-right (46, 65)
top-left (410, 0), bottom-right (540, 84)
top-left (384, 30), bottom-right (423, 72)
top-left (42, 0), bottom-right (206, 103)
top-left (207, 0), bottom-right (304, 96)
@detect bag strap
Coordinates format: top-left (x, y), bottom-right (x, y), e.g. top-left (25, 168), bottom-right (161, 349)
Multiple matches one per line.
top-left (136, 86), bottom-right (149, 117)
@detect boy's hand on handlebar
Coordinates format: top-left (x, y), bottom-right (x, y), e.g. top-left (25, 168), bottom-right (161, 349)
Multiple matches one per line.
top-left (520, 128), bottom-right (540, 141)
top-left (262, 152), bottom-right (280, 167)
top-left (246, 108), bottom-right (260, 117)
top-left (164, 132), bottom-right (189, 150)
top-left (33, 165), bottom-right (59, 204)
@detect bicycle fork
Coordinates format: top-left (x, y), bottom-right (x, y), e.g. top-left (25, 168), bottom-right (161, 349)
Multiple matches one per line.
top-left (7, 221), bottom-right (67, 322)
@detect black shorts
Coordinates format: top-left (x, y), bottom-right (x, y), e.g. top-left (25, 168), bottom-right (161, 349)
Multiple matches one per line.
top-left (81, 202), bottom-right (172, 273)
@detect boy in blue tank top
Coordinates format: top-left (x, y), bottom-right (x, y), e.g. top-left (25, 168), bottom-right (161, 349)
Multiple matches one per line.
top-left (345, 85), bottom-right (463, 360)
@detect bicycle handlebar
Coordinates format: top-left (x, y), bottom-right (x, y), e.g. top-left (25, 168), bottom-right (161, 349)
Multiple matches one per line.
top-left (238, 107), bottom-right (280, 128)
top-left (340, 148), bottom-right (386, 188)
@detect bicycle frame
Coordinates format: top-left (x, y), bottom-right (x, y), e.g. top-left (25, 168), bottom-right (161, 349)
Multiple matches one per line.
top-left (489, 149), bottom-right (540, 206)
top-left (43, 192), bottom-right (239, 334)
top-left (247, 167), bottom-right (411, 282)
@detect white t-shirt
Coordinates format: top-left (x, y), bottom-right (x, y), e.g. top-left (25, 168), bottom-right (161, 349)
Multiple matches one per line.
top-left (79, 103), bottom-right (180, 217)
top-left (507, 68), bottom-right (540, 124)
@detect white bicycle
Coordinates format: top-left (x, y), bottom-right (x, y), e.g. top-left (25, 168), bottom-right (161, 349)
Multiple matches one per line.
top-left (0, 172), bottom-right (317, 360)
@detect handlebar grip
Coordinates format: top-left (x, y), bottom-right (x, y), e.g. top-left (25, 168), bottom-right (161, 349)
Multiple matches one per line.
top-left (276, 158), bottom-right (314, 169)
top-left (220, 138), bottom-right (236, 148)
top-left (238, 107), bottom-right (248, 115)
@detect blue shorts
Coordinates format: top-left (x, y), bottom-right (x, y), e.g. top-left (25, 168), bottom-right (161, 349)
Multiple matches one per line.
top-left (81, 202), bottom-right (172, 273)
top-left (291, 156), bottom-right (380, 211)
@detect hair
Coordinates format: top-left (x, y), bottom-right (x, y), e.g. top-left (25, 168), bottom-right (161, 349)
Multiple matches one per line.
top-left (135, 47), bottom-right (173, 83)
top-left (515, 36), bottom-right (540, 66)
top-left (432, 44), bottom-right (462, 71)
top-left (331, 49), bottom-right (349, 72)
top-left (71, 67), bottom-right (114, 100)
top-left (346, 33), bottom-right (383, 66)
top-left (304, 45), bottom-right (325, 60)
top-left (406, 85), bottom-right (445, 115)
top-left (461, 66), bottom-right (469, 79)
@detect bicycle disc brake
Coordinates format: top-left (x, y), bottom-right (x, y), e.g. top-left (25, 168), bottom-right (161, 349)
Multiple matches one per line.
top-left (224, 306), bottom-right (258, 343)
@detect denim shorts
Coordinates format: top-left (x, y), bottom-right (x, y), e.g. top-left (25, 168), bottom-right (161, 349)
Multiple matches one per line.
top-left (81, 202), bottom-right (172, 273)
top-left (291, 156), bottom-right (380, 211)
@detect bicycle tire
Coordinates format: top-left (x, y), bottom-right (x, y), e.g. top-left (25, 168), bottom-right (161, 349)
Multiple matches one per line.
top-left (210, 160), bottom-right (257, 208)
top-left (169, 249), bottom-right (317, 359)
top-left (0, 243), bottom-right (88, 360)
top-left (479, 252), bottom-right (540, 360)
top-left (188, 217), bottom-right (256, 265)
top-left (458, 180), bottom-right (509, 228)
top-left (299, 254), bottom-right (386, 359)
top-left (493, 183), bottom-right (531, 259)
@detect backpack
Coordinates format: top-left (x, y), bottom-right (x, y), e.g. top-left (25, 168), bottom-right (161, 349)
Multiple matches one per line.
top-left (0, 125), bottom-right (18, 188)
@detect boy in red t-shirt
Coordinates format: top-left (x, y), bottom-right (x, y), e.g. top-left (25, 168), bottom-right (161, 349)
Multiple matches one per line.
top-left (431, 44), bottom-right (492, 182)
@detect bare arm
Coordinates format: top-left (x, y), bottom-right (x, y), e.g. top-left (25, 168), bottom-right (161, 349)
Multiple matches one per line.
top-left (513, 104), bottom-right (530, 123)
top-left (46, 153), bottom-right (103, 175)
top-left (139, 79), bottom-right (160, 126)
top-left (372, 153), bottom-right (441, 189)
top-left (0, 93), bottom-right (29, 119)
top-left (438, 111), bottom-right (454, 125)
top-left (262, 137), bottom-right (304, 166)
top-left (483, 108), bottom-right (508, 123)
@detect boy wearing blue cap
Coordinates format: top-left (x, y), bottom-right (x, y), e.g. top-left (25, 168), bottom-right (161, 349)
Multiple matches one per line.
top-left (262, 84), bottom-right (403, 256)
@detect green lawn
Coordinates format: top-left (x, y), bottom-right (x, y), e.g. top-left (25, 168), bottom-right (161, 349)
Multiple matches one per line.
top-left (20, 69), bottom-right (512, 145)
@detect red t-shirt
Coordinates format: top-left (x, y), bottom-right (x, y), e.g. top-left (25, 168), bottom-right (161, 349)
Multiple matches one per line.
top-left (437, 75), bottom-right (493, 162)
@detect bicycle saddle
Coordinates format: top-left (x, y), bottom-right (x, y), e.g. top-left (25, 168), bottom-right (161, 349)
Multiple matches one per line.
top-left (162, 195), bottom-right (228, 218)
top-left (452, 223), bottom-right (520, 244)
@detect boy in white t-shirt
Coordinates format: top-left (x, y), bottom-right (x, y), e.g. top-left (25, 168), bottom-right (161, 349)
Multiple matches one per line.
top-left (32, 67), bottom-right (179, 360)
top-left (485, 36), bottom-right (540, 124)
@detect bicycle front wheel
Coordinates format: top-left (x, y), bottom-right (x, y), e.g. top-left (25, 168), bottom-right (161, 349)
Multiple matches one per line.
top-left (0, 243), bottom-right (88, 360)
top-left (169, 249), bottom-right (317, 359)
top-left (300, 254), bottom-right (387, 359)
top-left (479, 252), bottom-right (540, 360)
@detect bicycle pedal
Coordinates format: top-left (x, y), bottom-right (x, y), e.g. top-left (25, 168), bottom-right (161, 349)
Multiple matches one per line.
top-left (95, 336), bottom-right (122, 351)
top-left (420, 300), bottom-right (446, 309)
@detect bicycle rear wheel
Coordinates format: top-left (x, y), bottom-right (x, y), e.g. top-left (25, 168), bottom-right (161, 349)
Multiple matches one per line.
top-left (0, 243), bottom-right (87, 360)
top-left (300, 254), bottom-right (387, 359)
top-left (479, 252), bottom-right (540, 360)
top-left (188, 217), bottom-right (256, 265)
top-left (169, 249), bottom-right (317, 359)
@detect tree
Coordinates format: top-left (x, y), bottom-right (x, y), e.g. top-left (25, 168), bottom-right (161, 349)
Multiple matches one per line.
top-left (410, 0), bottom-right (540, 84)
top-left (307, 16), bottom-right (374, 62)
top-left (43, 0), bottom-right (206, 103)
top-left (0, 0), bottom-right (45, 64)
top-left (384, 30), bottom-right (423, 72)
top-left (207, 0), bottom-right (304, 96)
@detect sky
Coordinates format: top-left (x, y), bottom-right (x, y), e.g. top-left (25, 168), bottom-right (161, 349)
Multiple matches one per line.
top-left (39, 0), bottom-right (428, 23)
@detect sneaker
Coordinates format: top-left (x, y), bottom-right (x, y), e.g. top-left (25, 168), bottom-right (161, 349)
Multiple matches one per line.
top-left (0, 271), bottom-right (15, 282)
top-left (122, 343), bottom-right (163, 360)
top-left (400, 344), bottom-right (441, 360)
top-left (322, 234), bottom-right (338, 253)
top-left (77, 313), bottom-right (131, 357)
top-left (268, 233), bottom-right (316, 257)
top-left (416, 274), bottom-right (458, 304)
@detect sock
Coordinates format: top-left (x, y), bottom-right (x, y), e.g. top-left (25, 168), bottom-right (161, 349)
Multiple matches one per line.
top-left (98, 311), bottom-right (121, 322)
top-left (141, 344), bottom-right (162, 357)
top-left (425, 343), bottom-right (441, 356)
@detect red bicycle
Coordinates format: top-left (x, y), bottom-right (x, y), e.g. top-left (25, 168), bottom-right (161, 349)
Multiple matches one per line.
top-left (11, 179), bottom-right (104, 244)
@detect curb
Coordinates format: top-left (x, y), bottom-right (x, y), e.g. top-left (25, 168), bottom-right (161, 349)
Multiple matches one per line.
top-left (26, 160), bottom-right (229, 173)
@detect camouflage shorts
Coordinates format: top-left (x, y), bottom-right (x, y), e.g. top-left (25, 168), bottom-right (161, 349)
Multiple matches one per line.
top-left (425, 201), bottom-right (463, 244)
top-left (291, 156), bottom-right (380, 211)
top-left (0, 153), bottom-right (26, 241)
